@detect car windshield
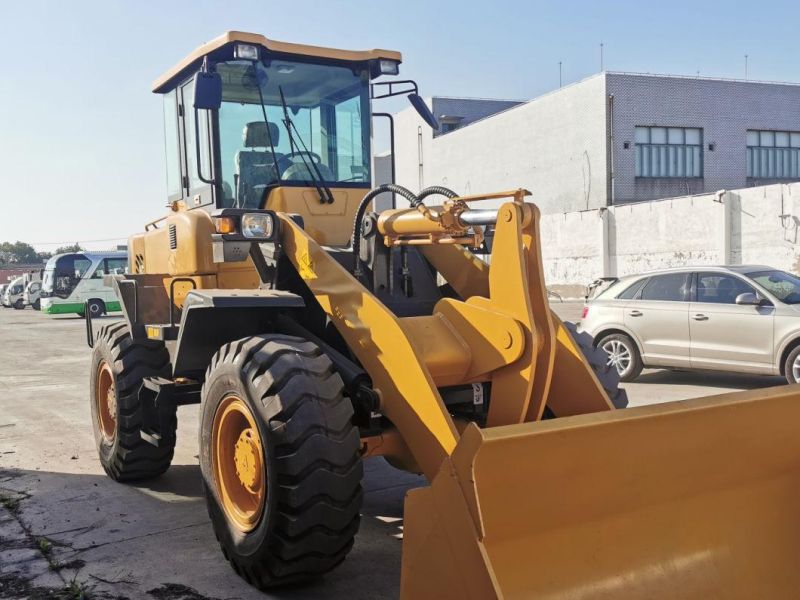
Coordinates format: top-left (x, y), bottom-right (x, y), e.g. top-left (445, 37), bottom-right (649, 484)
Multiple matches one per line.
top-left (746, 269), bottom-right (800, 304)
top-left (215, 58), bottom-right (371, 208)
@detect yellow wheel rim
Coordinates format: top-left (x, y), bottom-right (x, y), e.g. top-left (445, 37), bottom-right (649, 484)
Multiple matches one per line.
top-left (96, 361), bottom-right (117, 442)
top-left (212, 396), bottom-right (266, 532)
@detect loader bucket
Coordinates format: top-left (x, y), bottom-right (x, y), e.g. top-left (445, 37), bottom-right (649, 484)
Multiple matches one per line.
top-left (401, 385), bottom-right (800, 599)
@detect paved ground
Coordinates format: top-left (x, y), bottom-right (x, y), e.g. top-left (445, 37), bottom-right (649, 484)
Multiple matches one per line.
top-left (0, 303), bottom-right (786, 599)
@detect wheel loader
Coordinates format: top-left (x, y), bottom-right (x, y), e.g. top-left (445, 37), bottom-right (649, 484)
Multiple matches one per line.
top-left (88, 31), bottom-right (800, 599)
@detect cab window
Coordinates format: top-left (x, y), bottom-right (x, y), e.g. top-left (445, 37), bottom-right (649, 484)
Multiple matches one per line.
top-left (163, 89), bottom-right (183, 199)
top-left (181, 79), bottom-right (213, 202)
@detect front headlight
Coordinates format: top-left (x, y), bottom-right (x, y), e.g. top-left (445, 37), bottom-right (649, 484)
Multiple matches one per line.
top-left (378, 59), bottom-right (400, 75)
top-left (241, 213), bottom-right (274, 239)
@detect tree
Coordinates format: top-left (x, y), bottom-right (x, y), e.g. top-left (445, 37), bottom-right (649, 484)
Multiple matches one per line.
top-left (0, 241), bottom-right (40, 264)
top-left (54, 243), bottom-right (85, 255)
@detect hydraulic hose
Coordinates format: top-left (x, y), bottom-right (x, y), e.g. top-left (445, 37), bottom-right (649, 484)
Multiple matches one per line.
top-left (352, 184), bottom-right (419, 276)
top-left (416, 185), bottom-right (459, 201)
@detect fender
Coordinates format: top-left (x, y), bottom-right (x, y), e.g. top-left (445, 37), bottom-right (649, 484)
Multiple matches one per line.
top-left (170, 289), bottom-right (304, 378)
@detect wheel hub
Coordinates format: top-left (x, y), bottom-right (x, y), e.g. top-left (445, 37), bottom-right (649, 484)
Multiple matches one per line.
top-left (212, 396), bottom-right (266, 532)
top-left (234, 429), bottom-right (262, 494)
top-left (95, 361), bottom-right (117, 442)
top-left (603, 340), bottom-right (631, 374)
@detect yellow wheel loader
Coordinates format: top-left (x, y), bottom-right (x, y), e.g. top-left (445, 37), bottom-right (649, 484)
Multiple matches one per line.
top-left (88, 31), bottom-right (800, 598)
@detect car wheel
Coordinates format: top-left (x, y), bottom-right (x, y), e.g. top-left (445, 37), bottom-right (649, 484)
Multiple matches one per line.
top-left (784, 345), bottom-right (800, 384)
top-left (597, 333), bottom-right (643, 382)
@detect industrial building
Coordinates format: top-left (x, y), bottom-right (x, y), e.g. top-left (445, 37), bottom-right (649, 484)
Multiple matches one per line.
top-left (389, 72), bottom-right (800, 213)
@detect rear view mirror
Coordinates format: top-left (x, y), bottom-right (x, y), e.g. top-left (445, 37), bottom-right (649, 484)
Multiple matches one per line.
top-left (408, 93), bottom-right (439, 130)
top-left (193, 71), bottom-right (222, 110)
top-left (735, 292), bottom-right (764, 306)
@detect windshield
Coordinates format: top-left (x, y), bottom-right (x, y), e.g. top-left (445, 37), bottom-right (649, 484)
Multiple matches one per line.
top-left (216, 59), bottom-right (371, 208)
top-left (746, 269), bottom-right (800, 304)
top-left (41, 254), bottom-right (92, 299)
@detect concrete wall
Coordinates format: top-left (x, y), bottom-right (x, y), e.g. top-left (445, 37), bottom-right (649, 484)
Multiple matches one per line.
top-left (609, 74), bottom-right (800, 203)
top-left (393, 76), bottom-right (609, 214)
top-left (542, 183), bottom-right (800, 297)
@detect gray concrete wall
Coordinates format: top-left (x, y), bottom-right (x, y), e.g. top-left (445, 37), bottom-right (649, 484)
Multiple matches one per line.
top-left (393, 75), bottom-right (609, 214)
top-left (609, 73), bottom-right (800, 203)
top-left (541, 182), bottom-right (800, 297)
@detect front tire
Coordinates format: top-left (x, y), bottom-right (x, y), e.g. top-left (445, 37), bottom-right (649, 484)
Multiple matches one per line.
top-left (784, 344), bottom-right (800, 384)
top-left (200, 335), bottom-right (363, 588)
top-left (87, 299), bottom-right (105, 319)
top-left (90, 322), bottom-right (176, 481)
top-left (597, 332), bottom-right (643, 382)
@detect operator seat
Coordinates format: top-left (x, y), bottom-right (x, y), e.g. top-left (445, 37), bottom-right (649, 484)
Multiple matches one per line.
top-left (235, 121), bottom-right (282, 208)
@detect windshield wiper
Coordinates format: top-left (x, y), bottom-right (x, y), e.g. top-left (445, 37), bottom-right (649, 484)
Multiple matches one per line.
top-left (253, 74), bottom-right (281, 209)
top-left (278, 86), bottom-right (335, 204)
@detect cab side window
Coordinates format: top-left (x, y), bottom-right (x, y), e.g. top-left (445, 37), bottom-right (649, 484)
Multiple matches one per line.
top-left (181, 79), bottom-right (213, 198)
top-left (163, 90), bottom-right (183, 199)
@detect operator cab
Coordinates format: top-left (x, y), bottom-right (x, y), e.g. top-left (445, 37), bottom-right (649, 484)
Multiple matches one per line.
top-left (153, 32), bottom-right (437, 246)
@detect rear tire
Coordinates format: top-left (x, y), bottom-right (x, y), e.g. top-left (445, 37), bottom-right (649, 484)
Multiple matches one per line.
top-left (32, 299), bottom-right (40, 311)
top-left (565, 322), bottom-right (628, 408)
top-left (13, 299), bottom-right (24, 310)
top-left (200, 334), bottom-right (363, 588)
top-left (596, 332), bottom-right (643, 383)
top-left (90, 322), bottom-right (176, 481)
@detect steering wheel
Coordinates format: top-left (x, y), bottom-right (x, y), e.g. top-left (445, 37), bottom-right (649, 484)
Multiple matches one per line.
top-left (284, 150), bottom-right (322, 164)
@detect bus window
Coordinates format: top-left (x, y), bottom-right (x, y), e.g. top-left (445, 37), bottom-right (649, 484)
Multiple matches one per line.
top-left (105, 257), bottom-right (127, 275)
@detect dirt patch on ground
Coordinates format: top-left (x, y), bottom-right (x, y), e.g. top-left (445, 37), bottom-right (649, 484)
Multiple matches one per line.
top-left (147, 583), bottom-right (222, 600)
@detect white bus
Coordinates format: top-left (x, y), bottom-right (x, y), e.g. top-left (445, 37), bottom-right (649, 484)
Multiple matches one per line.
top-left (40, 252), bottom-right (128, 317)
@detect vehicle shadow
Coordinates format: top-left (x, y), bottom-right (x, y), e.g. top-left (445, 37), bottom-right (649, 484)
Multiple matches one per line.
top-left (633, 368), bottom-right (785, 390)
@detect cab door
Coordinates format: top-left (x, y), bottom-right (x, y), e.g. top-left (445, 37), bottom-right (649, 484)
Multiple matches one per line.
top-left (689, 272), bottom-right (775, 373)
top-left (624, 272), bottom-right (691, 367)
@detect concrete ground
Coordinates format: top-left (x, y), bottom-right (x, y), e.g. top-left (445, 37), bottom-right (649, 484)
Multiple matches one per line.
top-left (0, 302), bottom-right (785, 599)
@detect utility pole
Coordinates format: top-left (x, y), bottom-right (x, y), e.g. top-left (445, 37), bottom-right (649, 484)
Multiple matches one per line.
top-left (745, 54), bottom-right (748, 80)
top-left (559, 61), bottom-right (562, 87)
top-left (600, 42), bottom-right (604, 71)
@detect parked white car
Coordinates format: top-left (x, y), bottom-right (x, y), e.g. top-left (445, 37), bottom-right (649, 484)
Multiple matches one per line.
top-left (2, 277), bottom-right (26, 309)
top-left (579, 265), bottom-right (800, 384)
top-left (23, 280), bottom-right (42, 310)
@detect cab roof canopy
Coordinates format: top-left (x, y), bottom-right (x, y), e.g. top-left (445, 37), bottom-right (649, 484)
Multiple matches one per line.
top-left (152, 31), bottom-right (403, 94)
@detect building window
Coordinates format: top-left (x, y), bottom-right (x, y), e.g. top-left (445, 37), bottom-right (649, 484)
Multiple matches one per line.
top-left (635, 126), bottom-right (702, 178)
top-left (747, 130), bottom-right (800, 179)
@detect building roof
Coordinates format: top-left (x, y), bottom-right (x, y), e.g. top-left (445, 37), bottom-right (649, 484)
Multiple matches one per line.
top-left (152, 31), bottom-right (402, 93)
top-left (605, 70), bottom-right (800, 88)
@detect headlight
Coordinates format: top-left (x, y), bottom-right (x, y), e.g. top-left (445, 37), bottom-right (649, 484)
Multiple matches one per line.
top-left (378, 59), bottom-right (400, 75)
top-left (234, 43), bottom-right (259, 61)
top-left (241, 213), bottom-right (274, 239)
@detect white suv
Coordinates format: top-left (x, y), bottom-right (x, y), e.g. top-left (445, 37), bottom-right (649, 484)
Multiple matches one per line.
top-left (579, 265), bottom-right (800, 384)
